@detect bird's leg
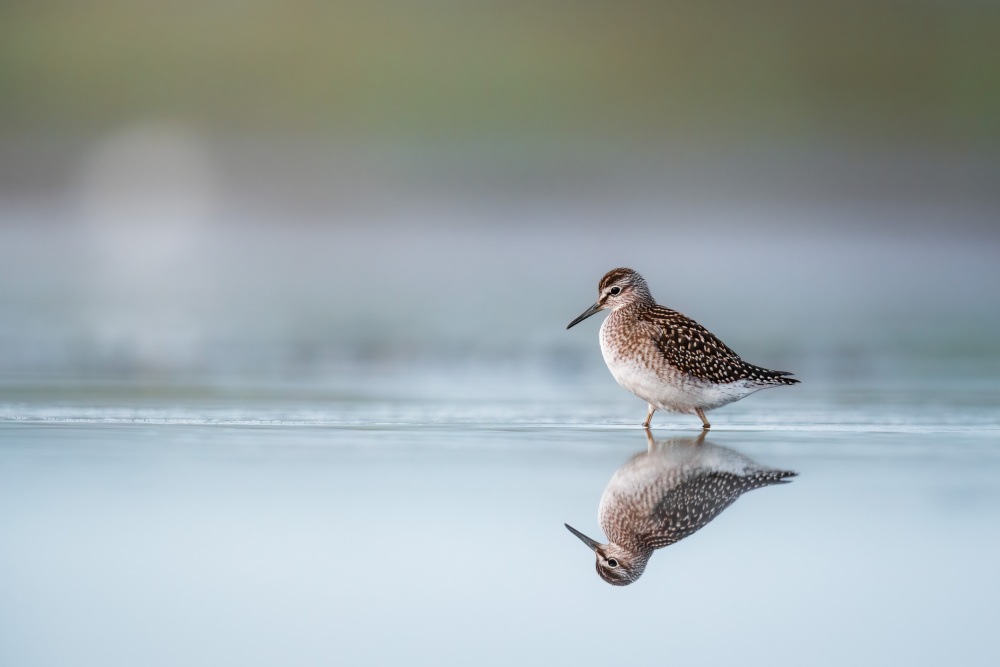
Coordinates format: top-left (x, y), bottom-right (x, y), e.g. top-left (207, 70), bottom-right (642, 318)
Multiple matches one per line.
top-left (644, 427), bottom-right (655, 452)
top-left (696, 408), bottom-right (711, 430)
top-left (643, 404), bottom-right (655, 428)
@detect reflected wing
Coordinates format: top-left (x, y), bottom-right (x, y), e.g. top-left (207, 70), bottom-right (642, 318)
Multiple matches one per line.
top-left (643, 305), bottom-right (797, 384)
top-left (640, 470), bottom-right (795, 549)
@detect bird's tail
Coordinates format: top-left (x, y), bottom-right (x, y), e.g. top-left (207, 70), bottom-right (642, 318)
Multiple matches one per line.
top-left (744, 364), bottom-right (800, 386)
top-left (747, 469), bottom-right (798, 489)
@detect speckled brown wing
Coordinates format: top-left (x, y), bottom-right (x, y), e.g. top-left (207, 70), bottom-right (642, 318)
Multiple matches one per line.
top-left (640, 470), bottom-right (795, 550)
top-left (642, 305), bottom-right (798, 385)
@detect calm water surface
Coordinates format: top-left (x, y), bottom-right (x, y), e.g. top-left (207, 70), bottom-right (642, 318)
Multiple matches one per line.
top-left (1, 377), bottom-right (998, 666)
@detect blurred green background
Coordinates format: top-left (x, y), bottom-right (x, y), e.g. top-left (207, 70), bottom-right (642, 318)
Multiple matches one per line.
top-left (2, 0), bottom-right (998, 142)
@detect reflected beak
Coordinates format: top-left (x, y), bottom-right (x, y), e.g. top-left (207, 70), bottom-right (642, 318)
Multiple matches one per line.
top-left (565, 523), bottom-right (601, 551)
top-left (566, 301), bottom-right (603, 329)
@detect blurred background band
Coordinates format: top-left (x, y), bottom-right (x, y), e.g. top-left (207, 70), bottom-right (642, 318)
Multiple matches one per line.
top-left (0, 0), bottom-right (997, 384)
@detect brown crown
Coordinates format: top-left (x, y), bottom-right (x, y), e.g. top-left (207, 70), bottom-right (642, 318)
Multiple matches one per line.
top-left (598, 267), bottom-right (641, 292)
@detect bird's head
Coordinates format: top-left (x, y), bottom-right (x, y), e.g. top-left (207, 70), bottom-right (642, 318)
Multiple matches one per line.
top-left (566, 267), bottom-right (652, 329)
top-left (564, 523), bottom-right (650, 586)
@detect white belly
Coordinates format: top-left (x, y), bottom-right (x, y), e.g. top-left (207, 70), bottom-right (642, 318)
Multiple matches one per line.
top-left (599, 319), bottom-right (763, 414)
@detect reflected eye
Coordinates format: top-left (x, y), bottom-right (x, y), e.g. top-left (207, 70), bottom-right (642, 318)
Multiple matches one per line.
top-left (609, 286), bottom-right (621, 296)
top-left (607, 558), bottom-right (619, 567)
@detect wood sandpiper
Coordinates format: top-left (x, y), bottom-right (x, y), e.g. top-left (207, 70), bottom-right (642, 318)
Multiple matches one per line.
top-left (565, 430), bottom-right (796, 585)
top-left (567, 267), bottom-right (799, 429)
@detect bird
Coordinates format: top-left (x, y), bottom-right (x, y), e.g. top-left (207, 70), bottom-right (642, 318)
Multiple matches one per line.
top-left (565, 430), bottom-right (796, 586)
top-left (566, 267), bottom-right (799, 429)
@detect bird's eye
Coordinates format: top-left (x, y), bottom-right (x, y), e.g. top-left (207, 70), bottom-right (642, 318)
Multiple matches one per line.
top-left (607, 558), bottom-right (619, 567)
top-left (609, 286), bottom-right (621, 296)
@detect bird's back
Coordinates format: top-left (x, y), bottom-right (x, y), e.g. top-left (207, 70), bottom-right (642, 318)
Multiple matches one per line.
top-left (640, 469), bottom-right (795, 549)
top-left (599, 440), bottom-right (795, 551)
top-left (640, 305), bottom-right (799, 386)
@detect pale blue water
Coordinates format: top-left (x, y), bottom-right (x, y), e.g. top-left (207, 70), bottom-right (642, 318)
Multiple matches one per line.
top-left (1, 375), bottom-right (998, 666)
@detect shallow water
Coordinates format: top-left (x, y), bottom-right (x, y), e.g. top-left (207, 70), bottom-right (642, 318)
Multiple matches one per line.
top-left (1, 377), bottom-right (998, 667)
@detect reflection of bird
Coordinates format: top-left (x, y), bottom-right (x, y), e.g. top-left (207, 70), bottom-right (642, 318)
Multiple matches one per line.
top-left (565, 431), bottom-right (795, 586)
top-left (567, 267), bottom-right (799, 428)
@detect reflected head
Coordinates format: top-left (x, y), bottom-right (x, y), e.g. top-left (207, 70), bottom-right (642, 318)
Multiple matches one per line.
top-left (594, 543), bottom-right (648, 586)
top-left (565, 523), bottom-right (649, 586)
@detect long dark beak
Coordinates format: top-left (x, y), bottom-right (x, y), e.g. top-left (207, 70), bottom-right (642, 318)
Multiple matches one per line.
top-left (566, 301), bottom-right (603, 329)
top-left (565, 523), bottom-right (601, 551)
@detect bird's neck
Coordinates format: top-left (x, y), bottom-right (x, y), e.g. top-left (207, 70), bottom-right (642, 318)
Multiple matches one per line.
top-left (611, 298), bottom-right (654, 317)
